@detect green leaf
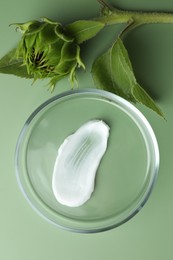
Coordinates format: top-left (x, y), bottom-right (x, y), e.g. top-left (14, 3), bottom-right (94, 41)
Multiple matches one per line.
top-left (66, 20), bottom-right (104, 44)
top-left (132, 83), bottom-right (164, 117)
top-left (39, 23), bottom-right (58, 44)
top-left (60, 42), bottom-right (78, 61)
top-left (55, 59), bottom-right (76, 75)
top-left (55, 24), bottom-right (74, 42)
top-left (0, 48), bottom-right (33, 78)
top-left (92, 37), bottom-right (164, 117)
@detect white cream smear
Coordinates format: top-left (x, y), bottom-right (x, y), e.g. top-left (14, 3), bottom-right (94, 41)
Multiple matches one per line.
top-left (52, 120), bottom-right (110, 207)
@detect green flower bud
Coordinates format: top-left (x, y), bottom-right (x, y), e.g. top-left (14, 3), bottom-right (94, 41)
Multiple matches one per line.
top-left (14, 18), bottom-right (85, 91)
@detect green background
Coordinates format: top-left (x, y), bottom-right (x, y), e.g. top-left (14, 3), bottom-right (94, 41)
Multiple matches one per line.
top-left (0, 0), bottom-right (173, 259)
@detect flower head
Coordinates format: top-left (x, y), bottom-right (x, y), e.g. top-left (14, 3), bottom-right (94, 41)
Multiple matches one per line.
top-left (13, 18), bottom-right (85, 90)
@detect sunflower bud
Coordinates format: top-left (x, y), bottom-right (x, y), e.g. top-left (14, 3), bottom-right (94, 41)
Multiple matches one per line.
top-left (14, 18), bottom-right (85, 90)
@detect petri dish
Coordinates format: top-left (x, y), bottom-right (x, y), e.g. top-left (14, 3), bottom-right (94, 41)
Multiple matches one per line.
top-left (15, 89), bottom-right (159, 233)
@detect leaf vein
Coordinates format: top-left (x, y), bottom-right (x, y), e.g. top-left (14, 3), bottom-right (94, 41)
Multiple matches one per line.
top-left (74, 24), bottom-right (103, 36)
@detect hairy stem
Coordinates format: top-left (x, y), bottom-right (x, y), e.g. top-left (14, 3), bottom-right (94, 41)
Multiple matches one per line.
top-left (96, 4), bottom-right (173, 27)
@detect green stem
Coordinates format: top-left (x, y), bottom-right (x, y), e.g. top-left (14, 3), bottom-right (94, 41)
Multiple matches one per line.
top-left (96, 6), bottom-right (173, 27)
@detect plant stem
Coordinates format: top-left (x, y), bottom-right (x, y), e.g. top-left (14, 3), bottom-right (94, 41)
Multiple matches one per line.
top-left (96, 6), bottom-right (173, 27)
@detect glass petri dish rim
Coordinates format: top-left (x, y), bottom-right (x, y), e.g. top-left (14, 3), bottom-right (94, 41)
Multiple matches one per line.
top-left (15, 88), bottom-right (160, 233)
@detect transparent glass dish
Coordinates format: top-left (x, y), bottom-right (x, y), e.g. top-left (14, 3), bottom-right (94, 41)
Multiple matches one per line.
top-left (15, 89), bottom-right (159, 233)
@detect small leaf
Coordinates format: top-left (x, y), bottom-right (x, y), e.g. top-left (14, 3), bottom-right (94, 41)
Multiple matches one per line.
top-left (55, 59), bottom-right (76, 75)
top-left (66, 20), bottom-right (104, 44)
top-left (60, 42), bottom-right (77, 61)
top-left (92, 37), bottom-right (164, 117)
top-left (0, 48), bottom-right (33, 78)
top-left (55, 24), bottom-right (74, 42)
top-left (39, 23), bottom-right (58, 44)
